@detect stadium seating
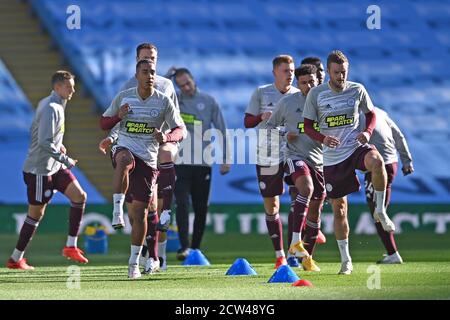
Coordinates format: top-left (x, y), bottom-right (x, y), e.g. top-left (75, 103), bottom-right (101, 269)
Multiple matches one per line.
top-left (0, 60), bottom-right (33, 139)
top-left (28, 0), bottom-right (450, 203)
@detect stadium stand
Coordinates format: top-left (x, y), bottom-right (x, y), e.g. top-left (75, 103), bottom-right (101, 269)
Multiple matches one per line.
top-left (22, 0), bottom-right (450, 203)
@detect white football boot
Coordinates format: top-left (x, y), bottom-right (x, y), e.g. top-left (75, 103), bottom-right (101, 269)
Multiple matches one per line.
top-left (377, 252), bottom-right (403, 264)
top-left (338, 260), bottom-right (353, 275)
top-left (128, 263), bottom-right (141, 279)
top-left (143, 257), bottom-right (160, 274)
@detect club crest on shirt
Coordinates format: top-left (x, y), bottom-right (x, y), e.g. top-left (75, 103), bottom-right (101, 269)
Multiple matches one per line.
top-left (150, 109), bottom-right (159, 117)
top-left (197, 103), bottom-right (205, 111)
top-left (347, 98), bottom-right (356, 107)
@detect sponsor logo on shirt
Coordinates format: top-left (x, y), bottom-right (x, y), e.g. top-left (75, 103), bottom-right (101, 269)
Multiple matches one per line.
top-left (125, 121), bottom-right (155, 134)
top-left (180, 113), bottom-right (202, 125)
top-left (325, 114), bottom-right (354, 127)
top-left (297, 122), bottom-right (320, 133)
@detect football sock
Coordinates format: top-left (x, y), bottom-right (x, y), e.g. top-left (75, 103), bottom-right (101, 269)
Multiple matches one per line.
top-left (275, 250), bottom-right (285, 258)
top-left (11, 248), bottom-right (24, 262)
top-left (375, 222), bottom-right (398, 255)
top-left (113, 193), bottom-right (125, 214)
top-left (337, 239), bottom-right (351, 263)
top-left (69, 201), bottom-right (85, 237)
top-left (146, 212), bottom-right (159, 259)
top-left (265, 213), bottom-right (283, 252)
top-left (374, 190), bottom-right (386, 215)
top-left (129, 245), bottom-right (143, 265)
top-left (158, 162), bottom-right (176, 211)
top-left (15, 215), bottom-right (39, 254)
top-left (66, 236), bottom-right (78, 248)
top-left (303, 219), bottom-right (320, 255)
top-left (158, 240), bottom-right (167, 260)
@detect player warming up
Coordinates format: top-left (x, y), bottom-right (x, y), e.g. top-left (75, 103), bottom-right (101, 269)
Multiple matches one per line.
top-left (99, 43), bottom-right (185, 270)
top-left (303, 50), bottom-right (395, 275)
top-left (244, 55), bottom-right (299, 268)
top-left (100, 60), bottom-right (184, 279)
top-left (266, 64), bottom-right (324, 271)
top-left (362, 106), bottom-right (414, 264)
top-left (7, 71), bottom-right (88, 270)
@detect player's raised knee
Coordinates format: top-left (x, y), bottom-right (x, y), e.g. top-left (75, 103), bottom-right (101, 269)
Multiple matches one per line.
top-left (117, 152), bottom-right (133, 169)
top-left (158, 146), bottom-right (176, 162)
top-left (73, 190), bottom-right (87, 203)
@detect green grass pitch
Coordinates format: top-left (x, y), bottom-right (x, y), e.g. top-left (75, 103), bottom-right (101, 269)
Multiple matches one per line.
top-left (0, 232), bottom-right (449, 299)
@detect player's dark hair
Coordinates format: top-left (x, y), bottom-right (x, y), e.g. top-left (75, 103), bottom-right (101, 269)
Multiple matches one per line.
top-left (301, 56), bottom-right (322, 68)
top-left (51, 70), bottom-right (74, 86)
top-left (327, 50), bottom-right (348, 69)
top-left (272, 55), bottom-right (294, 68)
top-left (174, 68), bottom-right (194, 80)
top-left (295, 64), bottom-right (317, 79)
top-left (136, 43), bottom-right (158, 58)
top-left (136, 59), bottom-right (154, 71)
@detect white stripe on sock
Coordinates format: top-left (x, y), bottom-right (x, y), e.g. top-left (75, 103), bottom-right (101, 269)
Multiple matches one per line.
top-left (66, 236), bottom-right (77, 247)
top-left (11, 248), bottom-right (24, 262)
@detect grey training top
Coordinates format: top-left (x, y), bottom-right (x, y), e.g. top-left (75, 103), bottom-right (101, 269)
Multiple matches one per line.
top-left (177, 89), bottom-right (230, 166)
top-left (245, 83), bottom-right (300, 166)
top-left (109, 74), bottom-right (180, 139)
top-left (23, 91), bottom-right (74, 175)
top-left (303, 81), bottom-right (374, 166)
top-left (266, 92), bottom-right (323, 171)
top-left (103, 87), bottom-right (184, 169)
top-left (360, 107), bottom-right (413, 166)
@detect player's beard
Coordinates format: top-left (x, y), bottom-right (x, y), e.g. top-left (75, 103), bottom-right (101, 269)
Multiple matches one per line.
top-left (333, 79), bottom-right (345, 90)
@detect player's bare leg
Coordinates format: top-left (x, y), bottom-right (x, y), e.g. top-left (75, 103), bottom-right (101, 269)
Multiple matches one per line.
top-left (126, 200), bottom-right (148, 279)
top-left (6, 204), bottom-right (46, 270)
top-left (62, 180), bottom-right (88, 263)
top-left (112, 150), bottom-right (133, 229)
top-left (332, 196), bottom-right (353, 274)
top-left (264, 196), bottom-right (286, 268)
top-left (364, 150), bottom-right (395, 232)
